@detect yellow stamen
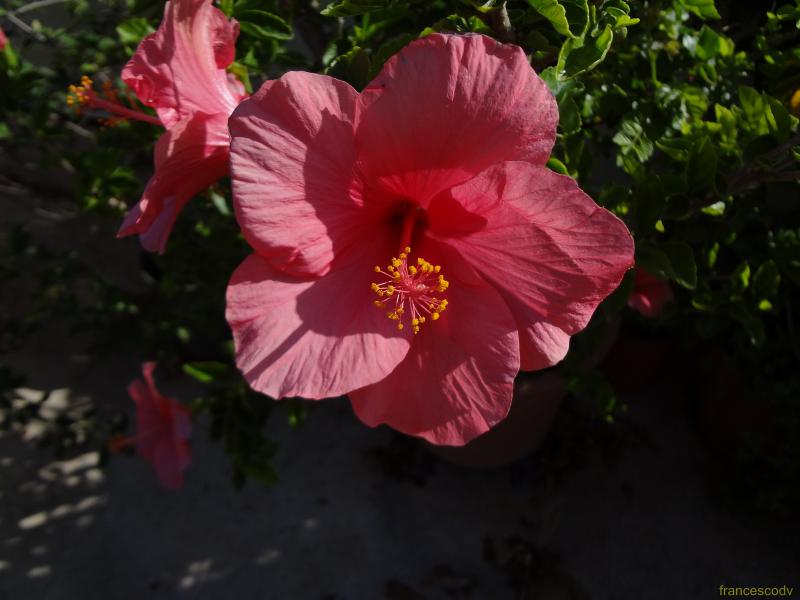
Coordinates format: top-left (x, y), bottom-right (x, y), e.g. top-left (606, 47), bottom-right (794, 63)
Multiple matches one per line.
top-left (370, 247), bottom-right (450, 335)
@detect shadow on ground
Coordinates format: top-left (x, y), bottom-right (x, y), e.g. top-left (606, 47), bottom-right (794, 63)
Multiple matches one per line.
top-left (1, 186), bottom-right (798, 600)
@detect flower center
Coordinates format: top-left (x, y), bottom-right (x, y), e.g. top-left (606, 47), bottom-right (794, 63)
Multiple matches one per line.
top-left (67, 75), bottom-right (162, 127)
top-left (372, 246), bottom-right (449, 334)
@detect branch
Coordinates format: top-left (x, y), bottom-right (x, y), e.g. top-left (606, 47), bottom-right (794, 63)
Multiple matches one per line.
top-left (5, 13), bottom-right (46, 42)
top-left (13, 0), bottom-right (70, 15)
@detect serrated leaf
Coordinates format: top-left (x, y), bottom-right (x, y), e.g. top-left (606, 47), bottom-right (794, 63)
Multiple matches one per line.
top-left (527, 0), bottom-right (589, 38)
top-left (559, 24), bottom-right (614, 78)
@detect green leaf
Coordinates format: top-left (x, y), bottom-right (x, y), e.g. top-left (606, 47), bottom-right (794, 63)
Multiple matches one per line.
top-left (686, 135), bottom-right (717, 191)
top-left (638, 242), bottom-right (697, 289)
top-left (661, 241), bottom-right (697, 289)
top-left (694, 25), bottom-right (733, 60)
top-left (321, 0), bottom-right (392, 16)
top-left (733, 262), bottom-right (751, 289)
top-left (237, 10), bottom-right (293, 40)
top-left (227, 61), bottom-right (252, 94)
top-left (603, 1), bottom-right (639, 29)
top-left (765, 96), bottom-right (796, 142)
top-left (739, 86), bottom-right (769, 135)
top-left (559, 24), bottom-right (614, 78)
top-left (701, 200), bottom-right (725, 216)
top-left (752, 260), bottom-right (780, 298)
top-left (116, 18), bottom-right (154, 45)
top-left (219, 0), bottom-right (234, 17)
top-left (183, 362), bottom-right (232, 384)
top-left (209, 189), bottom-right (231, 216)
top-left (527, 0), bottom-right (589, 38)
top-left (547, 156), bottom-right (569, 175)
top-left (371, 33), bottom-right (417, 77)
top-left (325, 46), bottom-right (371, 90)
top-left (656, 137), bottom-right (693, 162)
top-left (635, 180), bottom-right (667, 232)
top-left (613, 119), bottom-right (654, 163)
top-left (541, 69), bottom-right (584, 135)
top-left (707, 242), bottom-right (719, 268)
top-left (559, 96), bottom-right (582, 134)
top-left (714, 103), bottom-right (738, 145)
top-left (677, 0), bottom-right (721, 20)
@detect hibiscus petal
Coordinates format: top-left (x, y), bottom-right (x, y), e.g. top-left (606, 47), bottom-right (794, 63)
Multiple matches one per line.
top-left (356, 33), bottom-right (557, 205)
top-left (519, 321), bottom-right (570, 371)
top-left (349, 259), bottom-right (519, 446)
top-left (230, 72), bottom-right (371, 277)
top-left (121, 0), bottom-right (243, 127)
top-left (225, 238), bottom-right (412, 399)
top-left (117, 112), bottom-right (230, 253)
top-left (430, 161), bottom-right (634, 335)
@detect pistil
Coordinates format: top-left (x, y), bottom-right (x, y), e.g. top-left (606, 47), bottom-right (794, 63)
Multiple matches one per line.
top-left (67, 75), bottom-right (162, 127)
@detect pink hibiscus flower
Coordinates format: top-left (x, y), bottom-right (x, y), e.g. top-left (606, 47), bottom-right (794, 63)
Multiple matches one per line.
top-left (225, 34), bottom-right (634, 446)
top-left (68, 0), bottom-right (246, 253)
top-left (628, 267), bottom-right (674, 317)
top-left (111, 362), bottom-right (192, 489)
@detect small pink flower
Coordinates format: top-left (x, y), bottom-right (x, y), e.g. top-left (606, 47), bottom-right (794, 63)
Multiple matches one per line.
top-left (69, 0), bottom-right (246, 253)
top-left (628, 268), bottom-right (674, 317)
top-left (226, 34), bottom-right (634, 446)
top-left (0, 28), bottom-right (8, 51)
top-left (113, 362), bottom-right (192, 489)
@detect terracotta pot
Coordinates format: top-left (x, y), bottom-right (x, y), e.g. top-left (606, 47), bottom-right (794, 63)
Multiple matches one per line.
top-left (429, 372), bottom-right (568, 468)
top-left (602, 334), bottom-right (673, 394)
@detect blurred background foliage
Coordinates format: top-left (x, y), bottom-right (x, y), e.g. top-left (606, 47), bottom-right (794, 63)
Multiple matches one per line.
top-left (1, 0), bottom-right (799, 509)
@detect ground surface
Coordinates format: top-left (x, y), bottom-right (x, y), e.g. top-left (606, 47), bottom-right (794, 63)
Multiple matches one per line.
top-left (1, 186), bottom-right (799, 600)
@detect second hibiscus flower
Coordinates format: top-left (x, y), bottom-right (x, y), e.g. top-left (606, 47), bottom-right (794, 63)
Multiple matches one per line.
top-left (226, 33), bottom-right (634, 446)
top-left (68, 0), bottom-right (247, 252)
